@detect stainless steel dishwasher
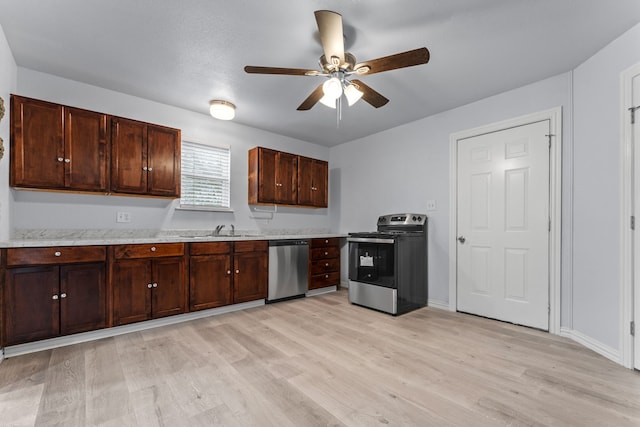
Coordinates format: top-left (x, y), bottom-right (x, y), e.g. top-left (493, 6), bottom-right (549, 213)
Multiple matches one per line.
top-left (267, 239), bottom-right (309, 302)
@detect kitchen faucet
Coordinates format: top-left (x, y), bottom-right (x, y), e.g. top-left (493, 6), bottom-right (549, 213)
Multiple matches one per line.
top-left (213, 224), bottom-right (225, 235)
top-left (230, 224), bottom-right (235, 236)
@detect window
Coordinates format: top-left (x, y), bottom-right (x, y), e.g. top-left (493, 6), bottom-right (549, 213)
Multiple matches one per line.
top-left (180, 141), bottom-right (231, 210)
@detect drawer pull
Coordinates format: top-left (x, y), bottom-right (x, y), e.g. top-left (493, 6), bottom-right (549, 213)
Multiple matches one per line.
top-left (235, 269), bottom-right (240, 274)
top-left (143, 166), bottom-right (148, 171)
top-left (150, 246), bottom-right (157, 252)
top-left (324, 252), bottom-right (328, 256)
top-left (325, 274), bottom-right (329, 278)
top-left (64, 158), bottom-right (71, 163)
top-left (325, 263), bottom-right (329, 267)
top-left (54, 251), bottom-right (62, 257)
top-left (60, 293), bottom-right (67, 298)
top-left (227, 270), bottom-right (231, 275)
top-left (148, 167), bottom-right (153, 171)
top-left (152, 283), bottom-right (158, 288)
top-left (52, 294), bottom-right (59, 300)
top-left (147, 283), bottom-right (153, 288)
top-left (325, 239), bottom-right (329, 243)
top-left (57, 157), bottom-right (64, 162)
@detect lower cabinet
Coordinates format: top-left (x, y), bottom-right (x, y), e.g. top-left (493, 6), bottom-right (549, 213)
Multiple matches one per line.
top-left (2, 246), bottom-right (107, 346)
top-left (111, 243), bottom-right (187, 326)
top-left (309, 238), bottom-right (341, 290)
top-left (189, 240), bottom-right (268, 310)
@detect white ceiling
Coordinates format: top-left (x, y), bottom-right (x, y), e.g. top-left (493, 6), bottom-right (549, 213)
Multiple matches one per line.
top-left (1, 0), bottom-right (639, 147)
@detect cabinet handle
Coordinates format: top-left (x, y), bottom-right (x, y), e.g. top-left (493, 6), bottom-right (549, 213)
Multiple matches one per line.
top-left (235, 269), bottom-right (240, 274)
top-left (325, 239), bottom-right (329, 243)
top-left (325, 263), bottom-right (329, 267)
top-left (276, 183), bottom-right (282, 187)
top-left (143, 166), bottom-right (148, 171)
top-left (324, 252), bottom-right (328, 256)
top-left (60, 293), bottom-right (67, 298)
top-left (147, 283), bottom-right (153, 288)
top-left (148, 167), bottom-right (153, 171)
top-left (54, 251), bottom-right (62, 257)
top-left (52, 294), bottom-right (59, 300)
top-left (227, 270), bottom-right (231, 275)
top-left (64, 158), bottom-right (71, 163)
top-left (57, 157), bottom-right (64, 162)
top-left (325, 274), bottom-right (329, 278)
top-left (152, 283), bottom-right (158, 288)
top-left (150, 246), bottom-right (156, 252)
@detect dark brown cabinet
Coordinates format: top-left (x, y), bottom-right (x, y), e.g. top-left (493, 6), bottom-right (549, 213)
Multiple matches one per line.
top-left (189, 240), bottom-right (268, 310)
top-left (189, 242), bottom-right (233, 311)
top-left (309, 238), bottom-right (341, 290)
top-left (10, 95), bottom-right (109, 192)
top-left (111, 243), bottom-right (186, 326)
top-left (248, 147), bottom-right (298, 205)
top-left (2, 246), bottom-right (107, 346)
top-left (233, 241), bottom-right (269, 303)
top-left (111, 117), bottom-right (181, 197)
top-left (298, 156), bottom-right (328, 208)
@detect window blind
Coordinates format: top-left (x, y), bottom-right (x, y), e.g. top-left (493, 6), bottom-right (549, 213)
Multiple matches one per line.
top-left (180, 142), bottom-right (230, 209)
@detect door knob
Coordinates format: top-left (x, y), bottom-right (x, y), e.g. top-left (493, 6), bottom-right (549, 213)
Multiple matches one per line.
top-left (458, 236), bottom-right (466, 244)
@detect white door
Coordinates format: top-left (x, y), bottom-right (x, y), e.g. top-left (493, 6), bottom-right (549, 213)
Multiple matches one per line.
top-left (633, 71), bottom-right (640, 370)
top-left (457, 120), bottom-right (550, 330)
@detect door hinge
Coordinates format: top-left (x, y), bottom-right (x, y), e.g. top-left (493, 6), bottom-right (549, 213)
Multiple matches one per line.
top-left (545, 134), bottom-right (554, 149)
top-left (632, 216), bottom-right (636, 230)
top-left (631, 321), bottom-right (635, 336)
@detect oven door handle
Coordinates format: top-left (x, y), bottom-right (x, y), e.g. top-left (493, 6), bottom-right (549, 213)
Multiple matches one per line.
top-left (347, 237), bottom-right (395, 244)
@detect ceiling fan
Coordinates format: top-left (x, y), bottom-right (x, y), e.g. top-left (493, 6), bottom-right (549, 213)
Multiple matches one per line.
top-left (244, 10), bottom-right (430, 112)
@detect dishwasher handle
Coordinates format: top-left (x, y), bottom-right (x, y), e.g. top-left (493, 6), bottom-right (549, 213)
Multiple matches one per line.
top-left (268, 239), bottom-right (309, 247)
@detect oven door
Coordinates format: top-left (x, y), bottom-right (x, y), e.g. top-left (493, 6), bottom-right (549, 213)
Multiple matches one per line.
top-left (347, 237), bottom-right (396, 288)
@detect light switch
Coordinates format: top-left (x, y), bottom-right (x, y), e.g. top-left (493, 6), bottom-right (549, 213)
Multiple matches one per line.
top-left (116, 212), bottom-right (131, 223)
top-left (426, 200), bottom-right (437, 211)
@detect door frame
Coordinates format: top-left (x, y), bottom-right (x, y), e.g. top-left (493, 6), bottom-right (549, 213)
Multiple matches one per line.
top-left (448, 107), bottom-right (562, 334)
top-left (621, 62), bottom-right (640, 369)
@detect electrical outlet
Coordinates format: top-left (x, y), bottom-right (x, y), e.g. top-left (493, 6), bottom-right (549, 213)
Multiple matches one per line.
top-left (426, 200), bottom-right (437, 211)
top-left (116, 212), bottom-right (131, 223)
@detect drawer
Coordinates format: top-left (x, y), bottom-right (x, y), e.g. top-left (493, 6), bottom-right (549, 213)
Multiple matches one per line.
top-left (234, 240), bottom-right (268, 253)
top-left (310, 258), bottom-right (340, 275)
top-left (310, 237), bottom-right (339, 248)
top-left (6, 246), bottom-right (106, 266)
top-left (309, 271), bottom-right (340, 290)
top-left (190, 241), bottom-right (232, 256)
top-left (310, 246), bottom-right (340, 260)
top-left (114, 243), bottom-right (184, 259)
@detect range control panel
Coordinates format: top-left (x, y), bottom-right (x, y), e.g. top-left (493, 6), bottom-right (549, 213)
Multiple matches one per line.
top-left (377, 213), bottom-right (427, 227)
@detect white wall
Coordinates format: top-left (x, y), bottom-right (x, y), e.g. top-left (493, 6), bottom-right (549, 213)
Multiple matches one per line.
top-left (0, 25), bottom-right (17, 241)
top-left (330, 73), bottom-right (571, 306)
top-left (571, 22), bottom-right (640, 350)
top-left (11, 68), bottom-right (331, 234)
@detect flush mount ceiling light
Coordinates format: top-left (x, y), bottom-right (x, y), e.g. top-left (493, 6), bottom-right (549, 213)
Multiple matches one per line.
top-left (209, 100), bottom-right (236, 120)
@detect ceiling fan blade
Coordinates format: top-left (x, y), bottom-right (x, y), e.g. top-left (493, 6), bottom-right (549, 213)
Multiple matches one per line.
top-left (244, 66), bottom-right (319, 76)
top-left (354, 47), bottom-right (430, 76)
top-left (314, 10), bottom-right (345, 67)
top-left (350, 80), bottom-right (389, 108)
top-left (297, 84), bottom-right (325, 111)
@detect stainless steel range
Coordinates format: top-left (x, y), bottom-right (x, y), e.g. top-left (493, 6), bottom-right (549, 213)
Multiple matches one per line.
top-left (347, 213), bottom-right (428, 315)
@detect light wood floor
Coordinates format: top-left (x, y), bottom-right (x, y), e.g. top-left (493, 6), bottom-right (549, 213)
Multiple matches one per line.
top-left (1, 290), bottom-right (639, 426)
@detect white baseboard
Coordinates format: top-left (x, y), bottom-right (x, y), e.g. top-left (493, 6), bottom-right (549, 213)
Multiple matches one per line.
top-left (428, 299), bottom-right (452, 311)
top-left (3, 299), bottom-right (265, 358)
top-left (560, 327), bottom-right (623, 366)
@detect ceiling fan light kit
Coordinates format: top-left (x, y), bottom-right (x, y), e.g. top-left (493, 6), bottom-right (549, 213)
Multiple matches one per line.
top-left (244, 10), bottom-right (430, 117)
top-left (209, 100), bottom-right (236, 120)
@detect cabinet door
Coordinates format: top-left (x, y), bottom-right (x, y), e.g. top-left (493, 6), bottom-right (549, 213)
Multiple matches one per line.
top-left (60, 263), bottom-right (106, 335)
top-left (65, 107), bottom-right (109, 191)
top-left (111, 117), bottom-right (147, 194)
top-left (112, 259), bottom-right (151, 326)
top-left (257, 147), bottom-right (277, 203)
top-left (147, 124), bottom-right (181, 197)
top-left (151, 258), bottom-right (186, 318)
top-left (311, 159), bottom-right (328, 207)
top-left (189, 254), bottom-right (232, 311)
top-left (4, 266), bottom-right (60, 345)
top-left (276, 152), bottom-right (298, 204)
top-left (233, 251), bottom-right (268, 303)
top-left (10, 95), bottom-right (64, 188)
top-left (297, 155), bottom-right (314, 206)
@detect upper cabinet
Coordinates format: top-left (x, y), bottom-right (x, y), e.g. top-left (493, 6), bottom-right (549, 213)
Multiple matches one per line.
top-left (248, 147), bottom-right (328, 208)
top-left (248, 147), bottom-right (298, 205)
top-left (10, 95), bottom-right (180, 198)
top-left (10, 95), bottom-right (109, 192)
top-left (111, 117), bottom-right (181, 197)
top-left (298, 156), bottom-right (328, 208)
